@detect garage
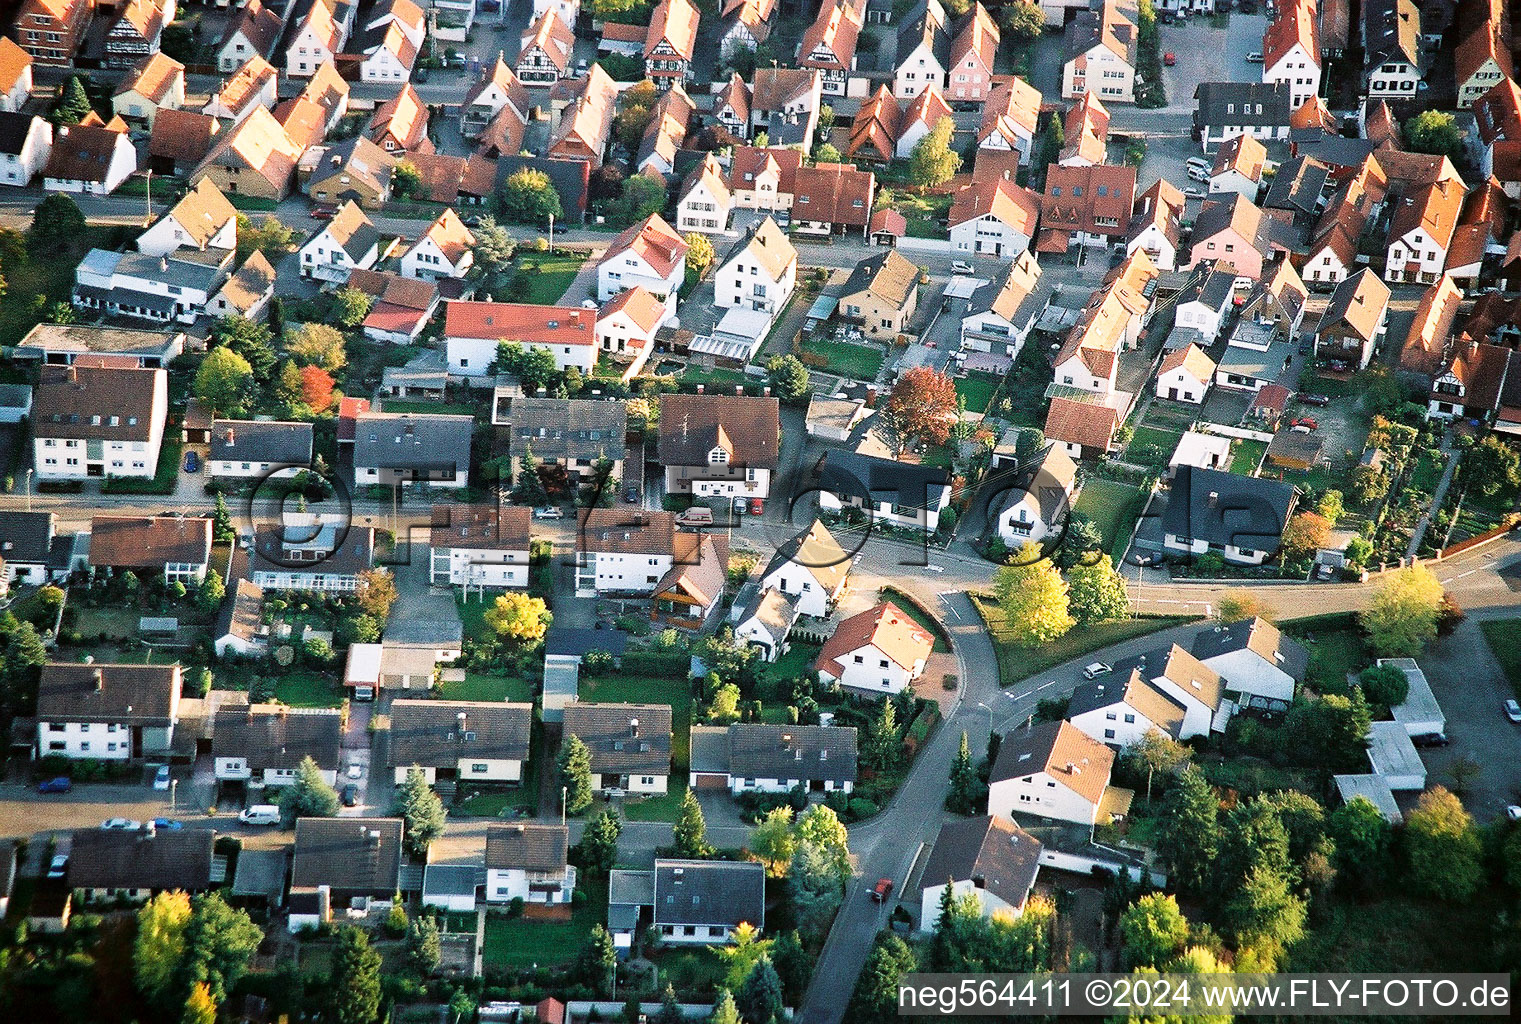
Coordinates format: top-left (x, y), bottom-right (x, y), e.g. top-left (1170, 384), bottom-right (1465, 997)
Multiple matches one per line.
top-left (691, 772), bottom-right (730, 790)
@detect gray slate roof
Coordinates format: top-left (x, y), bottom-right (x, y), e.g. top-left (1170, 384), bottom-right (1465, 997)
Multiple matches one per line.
top-left (1162, 465), bottom-right (1295, 553)
top-left (816, 450), bottom-right (950, 513)
top-left (1193, 82), bottom-right (1291, 131)
top-left (353, 412), bottom-right (475, 472)
top-left (507, 398), bottom-right (627, 464)
top-left (68, 826), bottom-right (215, 892)
top-left (653, 859), bottom-right (765, 928)
top-left (1190, 617), bottom-right (1309, 681)
top-left (727, 723), bottom-right (858, 784)
top-left (562, 702), bottom-right (673, 776)
top-left (0, 511), bottom-right (54, 563)
top-left (484, 823), bottom-right (568, 871)
top-left (291, 817), bottom-right (404, 893)
top-left (213, 705), bottom-right (343, 772)
top-left (919, 815), bottom-right (1042, 909)
top-left (210, 419), bottom-right (314, 465)
top-left (388, 700), bottom-right (533, 769)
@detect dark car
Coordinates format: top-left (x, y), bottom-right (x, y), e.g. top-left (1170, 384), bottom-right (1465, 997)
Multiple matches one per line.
top-left (871, 878), bottom-right (894, 902)
top-left (37, 776), bottom-right (72, 794)
top-left (1297, 336), bottom-right (1314, 355)
top-left (1298, 393), bottom-right (1330, 407)
top-left (622, 485), bottom-right (640, 504)
top-left (1412, 733), bottom-right (1450, 748)
top-left (342, 783), bottom-right (360, 807)
top-left (413, 66), bottom-right (429, 82)
top-left (183, 450), bottom-right (199, 473)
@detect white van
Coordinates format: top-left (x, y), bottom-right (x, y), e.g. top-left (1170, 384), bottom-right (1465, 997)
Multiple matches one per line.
top-left (676, 506), bottom-right (714, 527)
top-left (239, 805), bottom-right (281, 826)
top-left (1187, 165), bottom-right (1210, 182)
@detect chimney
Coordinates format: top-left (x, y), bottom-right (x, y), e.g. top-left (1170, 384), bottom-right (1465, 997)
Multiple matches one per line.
top-left (225, 428), bottom-right (235, 447)
top-left (93, 668), bottom-right (104, 692)
top-left (159, 256), bottom-right (168, 273)
top-left (457, 711), bottom-right (468, 734)
top-left (1207, 491), bottom-right (1219, 507)
top-left (630, 718), bottom-right (639, 737)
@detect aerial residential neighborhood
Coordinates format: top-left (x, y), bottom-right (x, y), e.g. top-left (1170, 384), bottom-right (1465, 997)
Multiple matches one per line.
top-left (1, 0), bottom-right (1520, 1021)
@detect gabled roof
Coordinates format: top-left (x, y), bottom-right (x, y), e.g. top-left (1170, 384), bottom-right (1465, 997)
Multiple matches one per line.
top-left (213, 704), bottom-right (342, 771)
top-left (982, 74), bottom-right (1042, 145)
top-left (1160, 342), bottom-right (1217, 383)
top-left (0, 36), bottom-right (32, 97)
top-left (68, 826), bottom-right (213, 892)
top-left (653, 533), bottom-right (727, 609)
top-left (639, 85), bottom-right (695, 169)
top-left (1162, 466), bottom-right (1296, 553)
top-left (1066, 669), bottom-right (1186, 736)
top-left (600, 285), bottom-right (668, 334)
top-left (1364, 0), bottom-right (1419, 69)
top-left (414, 208), bottom-right (475, 266)
top-left (792, 162), bottom-right (875, 228)
top-left (1126, 178), bottom-right (1184, 250)
top-left (901, 83), bottom-right (952, 133)
top-left (1193, 81), bottom-right (1292, 129)
top-left (38, 662), bottom-right (181, 725)
top-left (762, 518), bottom-right (850, 593)
top-left (1474, 77), bottom-right (1521, 147)
top-left (291, 818), bottom-right (403, 893)
top-left (718, 216), bottom-right (795, 282)
top-left (722, 0), bottom-right (777, 41)
top-left (210, 417), bottom-right (311, 464)
top-left (45, 121), bottom-right (132, 184)
top-left (520, 9), bottom-right (574, 70)
top-left (157, 176), bottom-right (237, 249)
top-left (841, 248), bottom-right (918, 308)
top-left (445, 299), bottom-right (595, 344)
top-left (751, 66), bottom-right (820, 113)
top-left (848, 85), bottom-right (900, 162)
top-left (352, 411), bottom-right (474, 471)
top-left (1290, 94), bottom-right (1339, 132)
top-left (33, 363), bottom-right (162, 439)
top-left (1399, 275), bottom-right (1463, 378)
top-left (209, 54), bottom-right (276, 116)
top-left (303, 59), bottom-right (351, 118)
top-left (653, 859), bottom-right (764, 927)
top-left (1262, 155), bottom-right (1329, 217)
top-left (430, 503), bottom-right (532, 552)
top-left (197, 105), bottom-right (301, 193)
top-left (1114, 643), bottom-right (1224, 712)
top-left (316, 199), bottom-right (380, 261)
top-left (949, 2), bottom-right (999, 71)
top-left (727, 145), bottom-right (801, 195)
top-left (1388, 176), bottom-right (1465, 252)
top-left (1190, 616), bottom-right (1309, 680)
top-left (389, 699), bottom-right (533, 768)
top-left (949, 177), bottom-right (1038, 236)
top-left (1039, 163), bottom-right (1135, 243)
top-left (990, 720), bottom-right (1113, 805)
top-left (1212, 132), bottom-right (1267, 181)
top-left (600, 213), bottom-right (687, 278)
top-left (274, 95), bottom-right (328, 150)
top-left (714, 73), bottom-right (750, 126)
top-left (1043, 395), bottom-right (1119, 451)
top-left (657, 394), bottom-right (780, 468)
top-left (1064, 0), bottom-right (1134, 65)
top-left (1437, 340), bottom-right (1515, 409)
top-left (920, 815), bottom-right (1041, 908)
top-left (89, 514), bottom-right (211, 569)
top-left (485, 823), bottom-right (568, 871)
top-left (368, 83), bottom-right (427, 149)
top-left (645, 0), bottom-right (699, 60)
top-left (726, 723), bottom-right (857, 783)
top-left (115, 51), bottom-right (183, 104)
top-left (217, 0), bottom-right (282, 58)
top-left (562, 702), bottom-right (673, 775)
top-left (1321, 267), bottom-right (1390, 343)
top-left (549, 63), bottom-right (616, 159)
top-left (150, 108), bottom-right (220, 166)
top-left (1263, 0), bottom-right (1319, 70)
top-left (505, 397), bottom-right (628, 462)
top-left (967, 249), bottom-right (1041, 323)
top-left (578, 509), bottom-right (677, 555)
top-left (464, 53), bottom-right (531, 117)
top-left (814, 601), bottom-right (934, 678)
top-left (1060, 90), bottom-right (1109, 165)
top-left (896, 0), bottom-right (950, 69)
top-left (799, 0), bottom-right (863, 69)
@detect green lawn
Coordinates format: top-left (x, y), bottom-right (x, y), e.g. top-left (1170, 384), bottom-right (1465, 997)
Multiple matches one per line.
top-left (72, 606), bottom-right (142, 639)
top-left (456, 787), bottom-right (535, 817)
top-left (803, 337), bottom-right (886, 380)
top-left (620, 779), bottom-right (691, 822)
top-left (581, 673), bottom-right (691, 768)
top-left (457, 596), bottom-right (496, 645)
top-left (439, 673), bottom-right (535, 702)
top-left (971, 596), bottom-right (1195, 689)
top-left (1128, 425), bottom-right (1184, 456)
top-left (274, 672), bottom-right (343, 708)
top-left (681, 365), bottom-right (750, 387)
top-left (771, 642), bottom-right (823, 681)
top-left (509, 252), bottom-right (587, 305)
top-left (1284, 619), bottom-right (1368, 695)
top-left (1072, 478), bottom-right (1145, 561)
top-left (1229, 439), bottom-right (1268, 475)
top-left (101, 438), bottom-right (182, 495)
top-left (955, 373), bottom-right (1000, 414)
top-left (0, 227), bottom-right (124, 345)
top-left (648, 944), bottom-right (727, 998)
top-left (1480, 618), bottom-right (1521, 698)
top-left (482, 877), bottom-right (609, 968)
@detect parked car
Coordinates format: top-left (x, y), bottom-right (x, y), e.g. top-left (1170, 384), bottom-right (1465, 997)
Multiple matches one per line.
top-left (623, 485), bottom-right (640, 504)
top-left (871, 877), bottom-right (894, 902)
top-left (676, 506), bottom-right (714, 527)
top-left (1164, 52), bottom-right (1177, 65)
top-left (733, 496), bottom-right (747, 516)
top-left (1185, 157), bottom-right (1210, 172)
top-left (152, 818), bottom-right (184, 830)
top-left (153, 764), bottom-right (171, 790)
top-left (1298, 336), bottom-right (1314, 355)
top-left (1509, 805), bottom-right (1521, 821)
top-left (101, 818), bottom-right (142, 830)
top-left (1245, 50), bottom-right (1264, 62)
top-left (37, 776), bottom-right (72, 793)
top-left (342, 784), bottom-right (360, 807)
top-left (533, 507), bottom-right (564, 520)
top-left (1082, 662), bottom-right (1112, 680)
top-left (47, 854), bottom-right (68, 879)
top-left (1298, 393), bottom-right (1330, 406)
top-left (347, 763), bottom-right (363, 780)
top-left (1188, 166), bottom-right (1209, 182)
top-left (310, 206), bottom-right (335, 221)
top-left (1291, 417), bottom-right (1318, 430)
top-left (239, 805), bottom-right (281, 826)
top-left (1412, 733), bottom-right (1450, 748)
top-left (183, 450), bottom-right (199, 473)
top-left (950, 261), bottom-right (974, 275)
top-left (413, 66), bottom-right (429, 83)
top-left (1506, 699), bottom-right (1521, 723)
top-left (749, 497), bottom-right (764, 516)
top-left (1184, 187), bottom-right (1207, 199)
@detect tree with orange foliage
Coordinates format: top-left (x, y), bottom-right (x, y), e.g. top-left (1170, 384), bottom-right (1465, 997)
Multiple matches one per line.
top-left (878, 366), bottom-right (958, 456)
top-left (300, 364), bottom-right (335, 413)
top-left (1282, 512), bottom-right (1330, 560)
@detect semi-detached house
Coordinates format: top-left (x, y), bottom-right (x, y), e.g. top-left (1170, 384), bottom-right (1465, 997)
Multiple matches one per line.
top-left (690, 723), bottom-right (857, 794)
top-left (595, 213), bottom-right (687, 312)
top-left (429, 503), bottom-right (532, 589)
top-left (797, 0), bottom-right (863, 96)
top-left (213, 703), bottom-right (343, 788)
top-left (986, 720), bottom-right (1125, 826)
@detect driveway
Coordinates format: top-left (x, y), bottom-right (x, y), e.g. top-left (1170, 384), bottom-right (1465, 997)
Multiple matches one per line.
top-left (1157, 12), bottom-right (1268, 115)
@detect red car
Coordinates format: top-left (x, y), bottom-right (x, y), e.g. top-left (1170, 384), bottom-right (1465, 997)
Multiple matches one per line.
top-left (749, 497), bottom-right (764, 516)
top-left (1164, 52), bottom-right (1177, 65)
top-left (871, 878), bottom-right (894, 902)
top-left (1291, 417), bottom-right (1318, 430)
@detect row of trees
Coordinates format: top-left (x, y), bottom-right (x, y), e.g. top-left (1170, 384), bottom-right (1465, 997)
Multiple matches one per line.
top-left (991, 542), bottom-right (1130, 645)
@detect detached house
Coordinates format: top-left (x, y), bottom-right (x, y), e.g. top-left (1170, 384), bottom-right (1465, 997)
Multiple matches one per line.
top-left (1060, 90), bottom-right (1109, 167)
top-left (1156, 344), bottom-right (1216, 405)
top-left (636, 85), bottom-right (694, 177)
top-left (44, 119), bottom-right (136, 195)
top-left (676, 152), bottom-right (731, 234)
top-left (798, 0), bottom-right (863, 96)
top-left (657, 394), bottom-right (780, 500)
top-left (714, 217), bottom-right (796, 314)
top-left (987, 721), bottom-right (1125, 826)
top-left (947, 3), bottom-right (999, 103)
top-left (1364, 0), bottom-right (1421, 100)
top-left (66, 826), bottom-right (214, 903)
top-left (88, 514), bottom-right (210, 584)
top-left (562, 702), bottom-right (673, 794)
top-left (596, 213), bottom-right (687, 307)
top-left (138, 175), bottom-right (237, 257)
top-left (517, 10), bottom-right (574, 84)
top-left (1174, 261), bottom-right (1236, 343)
top-left (978, 75), bottom-right (1042, 171)
top-left (1316, 268), bottom-right (1390, 369)
top-left (1037, 163), bottom-right (1135, 254)
top-left (213, 703), bottom-right (343, 788)
top-left (298, 201), bottom-right (380, 283)
top-left (1192, 81), bottom-right (1292, 150)
top-left (486, 824), bottom-right (574, 904)
top-left (461, 55), bottom-right (531, 140)
top-left (444, 301), bottom-right (598, 376)
top-left (0, 37), bottom-right (35, 111)
top-left (1191, 616), bottom-right (1308, 708)
top-left (352, 411), bottom-right (475, 488)
top-left (429, 504), bottom-right (532, 589)
top-left (847, 86), bottom-right (900, 164)
top-left (112, 52), bottom-right (184, 126)
top-left (104, 0), bottom-right (165, 68)
top-left (575, 509), bottom-right (684, 595)
top-left (896, 84), bottom-right (952, 159)
top-left (993, 444), bottom-right (1078, 547)
top-left (596, 287), bottom-right (667, 376)
top-left (815, 601), bottom-right (934, 696)
top-left (1210, 133), bottom-right (1267, 202)
top-left (690, 723), bottom-right (857, 794)
top-left (287, 818), bottom-right (403, 932)
top-left (303, 135), bottom-right (396, 210)
top-left (1162, 465), bottom-right (1295, 566)
top-left (611, 859), bottom-right (764, 946)
top-left (32, 363), bottom-right (166, 480)
top-left (249, 521), bottom-right (375, 592)
top-left (949, 178), bottom-right (1039, 259)
top-left (760, 519), bottom-right (852, 618)
top-left (728, 145), bottom-right (801, 212)
top-left (960, 250), bottom-right (1043, 359)
top-left (817, 449), bottom-right (953, 531)
top-left (203, 55), bottom-right (277, 124)
top-left (367, 84), bottom-right (428, 153)
top-left (215, 0), bottom-right (282, 73)
top-left (918, 816), bottom-right (1042, 929)
top-left (750, 67), bottom-right (822, 149)
top-left (1062, 0), bottom-right (1136, 103)
top-left (388, 700), bottom-right (533, 785)
top-left (0, 111), bottom-right (50, 187)
top-left (37, 663), bottom-right (183, 760)
top-left (645, 0), bottom-right (699, 91)
top-left (0, 511), bottom-right (69, 590)
top-left (286, 0), bottom-right (348, 77)
top-left (893, 0), bottom-right (950, 101)
top-left (839, 249), bottom-right (919, 339)
top-left (402, 208), bottom-right (475, 280)
top-left (208, 419), bottom-right (313, 478)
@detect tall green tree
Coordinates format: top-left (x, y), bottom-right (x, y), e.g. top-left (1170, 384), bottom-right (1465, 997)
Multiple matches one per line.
top-left (794, 805), bottom-right (851, 884)
top-left (1, 621), bottom-right (48, 717)
top-left (946, 730), bottom-right (981, 814)
top-left (1000, 0), bottom-right (1045, 41)
top-left (1118, 893), bottom-right (1189, 969)
top-left (992, 545), bottom-right (1074, 644)
top-left (209, 314), bottom-right (278, 377)
top-left (576, 808), bottom-right (623, 876)
top-left (683, 231), bottom-right (716, 279)
top-left (1403, 786), bottom-right (1482, 902)
top-left (1461, 435), bottom-right (1521, 496)
top-left (182, 983), bottom-right (217, 1024)
top-left (177, 894), bottom-right (262, 1009)
top-left (1123, 729), bottom-right (1191, 801)
top-left (1327, 795), bottom-right (1392, 886)
top-left (1222, 865), bottom-right (1306, 954)
top-left (750, 805), bottom-right (796, 876)
top-left (1402, 111), bottom-right (1462, 157)
top-left (406, 916), bottom-right (441, 976)
top-left (501, 168), bottom-right (564, 224)
top-left (134, 891), bottom-right (193, 1008)
top-left (1360, 565), bottom-right (1445, 657)
top-left (771, 930), bottom-right (810, 1004)
top-left (737, 956), bottom-right (785, 1024)
top-left (908, 116), bottom-right (962, 189)
top-left (51, 76), bottom-right (92, 124)
top-left (766, 354), bottom-right (811, 402)
top-left (278, 755), bottom-right (340, 824)
top-left (394, 766), bottom-right (447, 857)
top-left (710, 989), bottom-right (742, 1024)
top-left (848, 935), bottom-right (918, 1024)
top-left (578, 924), bottom-right (617, 994)
top-left (28, 193), bottom-right (86, 254)
top-left (194, 346), bottom-right (254, 416)
top-left (331, 288), bottom-right (373, 328)
top-left (864, 699), bottom-right (899, 770)
top-left (1067, 554), bottom-right (1129, 622)
top-left (328, 926), bottom-right (382, 1024)
top-left (558, 734), bottom-right (594, 814)
top-left (674, 789), bottom-right (712, 857)
top-left (197, 568), bottom-right (226, 614)
top-left (1156, 765), bottom-right (1219, 894)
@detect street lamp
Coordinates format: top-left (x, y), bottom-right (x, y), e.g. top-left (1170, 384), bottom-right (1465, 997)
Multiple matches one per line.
top-left (547, 213), bottom-right (555, 254)
top-left (23, 468), bottom-right (32, 512)
top-left (169, 778), bottom-right (177, 813)
top-left (561, 785), bottom-right (568, 827)
top-left (975, 701), bottom-right (994, 739)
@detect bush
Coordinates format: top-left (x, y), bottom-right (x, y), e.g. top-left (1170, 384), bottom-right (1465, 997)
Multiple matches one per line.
top-left (846, 798), bottom-right (880, 820)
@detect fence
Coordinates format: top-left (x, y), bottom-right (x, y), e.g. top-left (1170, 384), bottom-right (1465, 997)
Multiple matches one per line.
top-left (1199, 423), bottom-right (1276, 443)
top-left (896, 236), bottom-right (956, 255)
top-left (1436, 515), bottom-right (1519, 560)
